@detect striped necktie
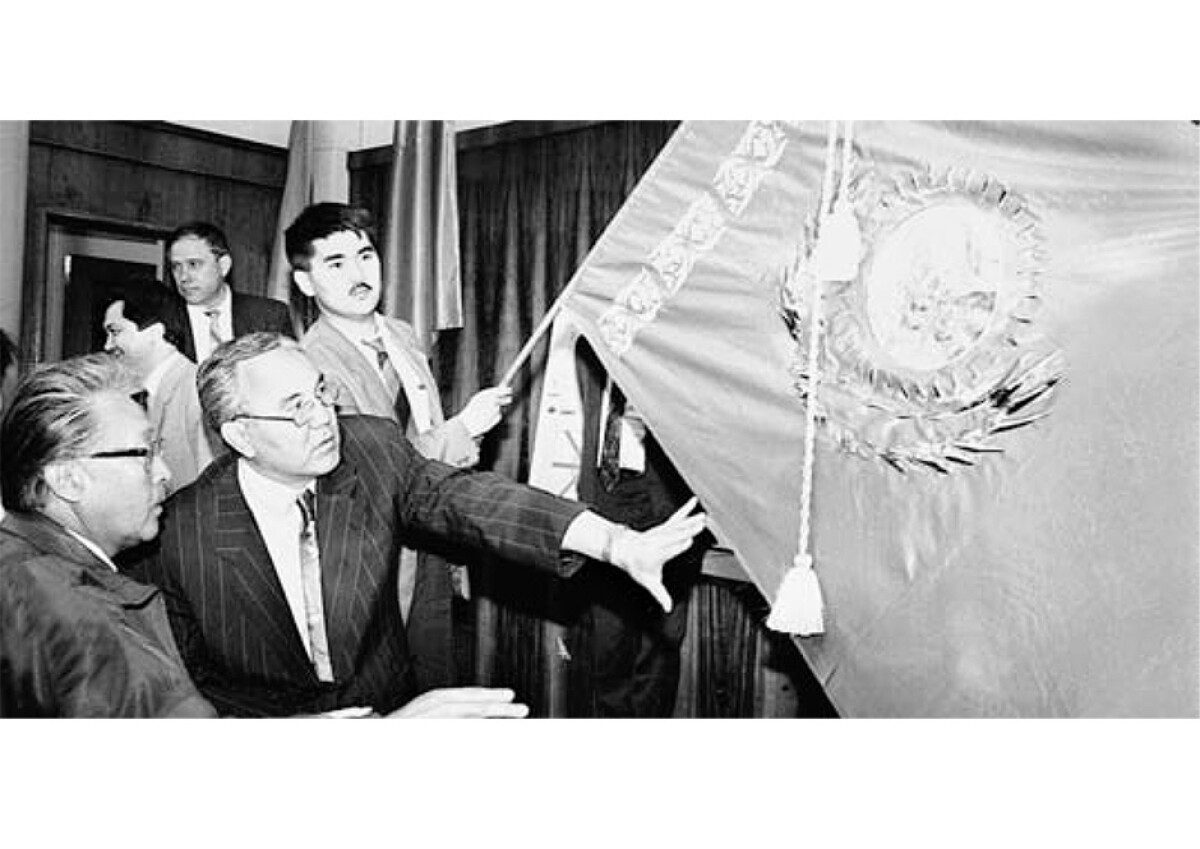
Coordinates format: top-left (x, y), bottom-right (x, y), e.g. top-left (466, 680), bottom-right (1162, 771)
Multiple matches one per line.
top-left (362, 336), bottom-right (410, 429)
top-left (599, 380), bottom-right (625, 492)
top-left (297, 490), bottom-right (334, 682)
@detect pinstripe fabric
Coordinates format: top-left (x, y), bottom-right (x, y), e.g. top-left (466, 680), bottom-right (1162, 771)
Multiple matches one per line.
top-left (127, 415), bottom-right (586, 717)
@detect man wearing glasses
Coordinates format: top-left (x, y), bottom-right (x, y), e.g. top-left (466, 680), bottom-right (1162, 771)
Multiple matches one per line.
top-left (0, 354), bottom-right (217, 716)
top-left (128, 332), bottom-right (705, 717)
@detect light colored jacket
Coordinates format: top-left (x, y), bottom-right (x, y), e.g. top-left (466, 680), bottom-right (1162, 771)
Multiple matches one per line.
top-left (301, 314), bottom-right (478, 467)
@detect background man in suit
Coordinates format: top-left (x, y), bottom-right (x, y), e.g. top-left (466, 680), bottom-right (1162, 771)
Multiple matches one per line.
top-left (167, 221), bottom-right (295, 363)
top-left (571, 338), bottom-right (706, 716)
top-left (0, 354), bottom-right (216, 716)
top-left (129, 333), bottom-right (703, 717)
top-left (289, 202), bottom-right (510, 691)
top-left (101, 280), bottom-right (221, 493)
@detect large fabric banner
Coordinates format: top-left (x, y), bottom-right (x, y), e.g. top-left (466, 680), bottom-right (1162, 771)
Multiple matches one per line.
top-left (551, 121), bottom-right (1197, 717)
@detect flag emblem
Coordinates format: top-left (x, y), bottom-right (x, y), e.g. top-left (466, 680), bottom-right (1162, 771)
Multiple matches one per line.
top-left (781, 165), bottom-right (1065, 474)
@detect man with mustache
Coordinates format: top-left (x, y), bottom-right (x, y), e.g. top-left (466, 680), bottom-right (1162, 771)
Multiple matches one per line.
top-left (128, 333), bottom-right (704, 717)
top-left (0, 354), bottom-right (216, 716)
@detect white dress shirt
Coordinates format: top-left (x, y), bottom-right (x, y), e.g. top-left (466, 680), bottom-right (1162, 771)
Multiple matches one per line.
top-left (236, 460), bottom-right (320, 660)
top-left (186, 285), bottom-right (233, 363)
top-left (598, 378), bottom-right (646, 473)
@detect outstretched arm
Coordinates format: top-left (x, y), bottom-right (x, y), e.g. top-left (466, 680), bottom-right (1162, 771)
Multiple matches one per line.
top-left (560, 496), bottom-right (706, 612)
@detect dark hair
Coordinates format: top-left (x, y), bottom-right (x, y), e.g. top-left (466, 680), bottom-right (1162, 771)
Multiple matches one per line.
top-left (0, 329), bottom-right (17, 383)
top-left (166, 221), bottom-right (231, 258)
top-left (197, 331), bottom-right (302, 433)
top-left (284, 203), bottom-right (377, 271)
top-left (1, 354), bottom-right (138, 511)
top-left (101, 279), bottom-right (187, 351)
top-left (166, 220), bottom-right (234, 289)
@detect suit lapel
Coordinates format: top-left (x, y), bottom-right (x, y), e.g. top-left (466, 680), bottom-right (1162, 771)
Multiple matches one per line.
top-left (314, 456), bottom-right (374, 681)
top-left (170, 295), bottom-right (198, 362)
top-left (210, 466), bottom-right (315, 681)
top-left (312, 318), bottom-right (395, 418)
top-left (230, 292), bottom-right (248, 337)
top-left (382, 317), bottom-right (445, 428)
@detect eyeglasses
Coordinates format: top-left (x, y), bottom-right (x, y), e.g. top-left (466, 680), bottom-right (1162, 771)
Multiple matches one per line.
top-left (233, 378), bottom-right (338, 428)
top-left (84, 438), bottom-right (164, 472)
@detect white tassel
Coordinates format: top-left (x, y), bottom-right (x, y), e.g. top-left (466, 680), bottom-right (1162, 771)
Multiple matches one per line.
top-left (765, 553), bottom-right (825, 635)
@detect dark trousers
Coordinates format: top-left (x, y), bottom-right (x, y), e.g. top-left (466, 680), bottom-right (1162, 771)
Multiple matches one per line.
top-left (578, 467), bottom-right (703, 718)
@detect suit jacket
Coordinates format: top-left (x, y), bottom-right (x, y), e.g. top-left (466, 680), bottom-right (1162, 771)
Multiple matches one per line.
top-left (301, 313), bottom-right (477, 467)
top-left (302, 313), bottom-right (476, 689)
top-left (570, 338), bottom-right (702, 717)
top-left (0, 512), bottom-right (215, 717)
top-left (177, 290), bottom-right (294, 362)
top-left (150, 350), bottom-right (222, 494)
top-left (127, 415), bottom-right (586, 717)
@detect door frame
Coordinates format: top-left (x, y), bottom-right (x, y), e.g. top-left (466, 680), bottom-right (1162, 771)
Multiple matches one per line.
top-left (28, 209), bottom-right (170, 363)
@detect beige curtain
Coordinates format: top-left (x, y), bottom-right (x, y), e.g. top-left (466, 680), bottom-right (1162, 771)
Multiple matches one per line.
top-left (265, 121), bottom-right (350, 334)
top-left (379, 121), bottom-right (463, 349)
top-left (0, 121), bottom-right (29, 340)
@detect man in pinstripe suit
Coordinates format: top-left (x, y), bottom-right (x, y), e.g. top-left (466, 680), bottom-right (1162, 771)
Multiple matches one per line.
top-left (128, 333), bottom-right (703, 717)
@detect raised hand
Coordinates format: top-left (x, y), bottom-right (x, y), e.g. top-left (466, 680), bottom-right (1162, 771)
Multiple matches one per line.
top-left (458, 386), bottom-right (514, 437)
top-left (610, 496), bottom-right (706, 613)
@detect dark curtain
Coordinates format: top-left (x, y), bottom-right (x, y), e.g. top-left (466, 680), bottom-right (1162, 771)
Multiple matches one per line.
top-left (352, 121), bottom-right (836, 717)
top-left (439, 122), bottom-right (678, 716)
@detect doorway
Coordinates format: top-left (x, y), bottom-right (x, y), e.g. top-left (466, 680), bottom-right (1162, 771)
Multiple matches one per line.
top-left (44, 217), bottom-right (168, 361)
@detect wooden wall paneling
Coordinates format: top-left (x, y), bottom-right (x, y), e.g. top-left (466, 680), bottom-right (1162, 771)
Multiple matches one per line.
top-left (22, 121), bottom-right (288, 363)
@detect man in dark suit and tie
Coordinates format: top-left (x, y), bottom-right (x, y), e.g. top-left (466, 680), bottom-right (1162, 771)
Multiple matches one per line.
top-left (166, 221), bottom-right (295, 363)
top-left (571, 337), bottom-right (706, 717)
top-left (128, 332), bottom-right (704, 717)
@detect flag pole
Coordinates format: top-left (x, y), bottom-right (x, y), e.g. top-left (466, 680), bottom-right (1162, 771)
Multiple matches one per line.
top-left (498, 288), bottom-right (572, 388)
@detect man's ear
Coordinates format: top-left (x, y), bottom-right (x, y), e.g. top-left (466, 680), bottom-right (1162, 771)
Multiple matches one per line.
top-left (218, 253), bottom-right (233, 281)
top-left (43, 461), bottom-right (86, 504)
top-left (220, 420), bottom-right (256, 459)
top-left (292, 269), bottom-right (314, 298)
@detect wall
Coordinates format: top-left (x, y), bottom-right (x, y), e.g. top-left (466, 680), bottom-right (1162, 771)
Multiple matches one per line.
top-left (21, 121), bottom-right (286, 361)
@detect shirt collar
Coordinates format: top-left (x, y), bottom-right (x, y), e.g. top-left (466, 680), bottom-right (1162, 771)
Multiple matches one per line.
top-left (237, 458), bottom-right (316, 516)
top-left (187, 284), bottom-right (232, 315)
top-left (324, 311), bottom-right (384, 348)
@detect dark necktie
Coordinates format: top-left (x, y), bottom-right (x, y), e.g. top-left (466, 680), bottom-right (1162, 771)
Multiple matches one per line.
top-left (130, 389), bottom-right (149, 410)
top-left (599, 380), bottom-right (625, 492)
top-left (362, 336), bottom-right (411, 429)
top-left (297, 490), bottom-right (334, 682)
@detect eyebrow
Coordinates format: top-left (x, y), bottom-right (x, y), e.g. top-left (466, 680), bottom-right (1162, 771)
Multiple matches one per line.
top-left (319, 244), bottom-right (374, 263)
top-left (280, 377), bottom-right (324, 407)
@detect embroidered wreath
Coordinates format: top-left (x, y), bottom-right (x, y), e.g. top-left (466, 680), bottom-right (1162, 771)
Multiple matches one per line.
top-left (779, 166), bottom-right (1066, 474)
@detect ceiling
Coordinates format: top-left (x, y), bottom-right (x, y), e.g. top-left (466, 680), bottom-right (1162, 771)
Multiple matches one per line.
top-left (170, 120), bottom-right (501, 150)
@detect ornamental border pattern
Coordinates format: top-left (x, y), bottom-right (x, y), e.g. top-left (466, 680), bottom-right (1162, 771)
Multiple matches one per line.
top-left (598, 120), bottom-right (791, 355)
